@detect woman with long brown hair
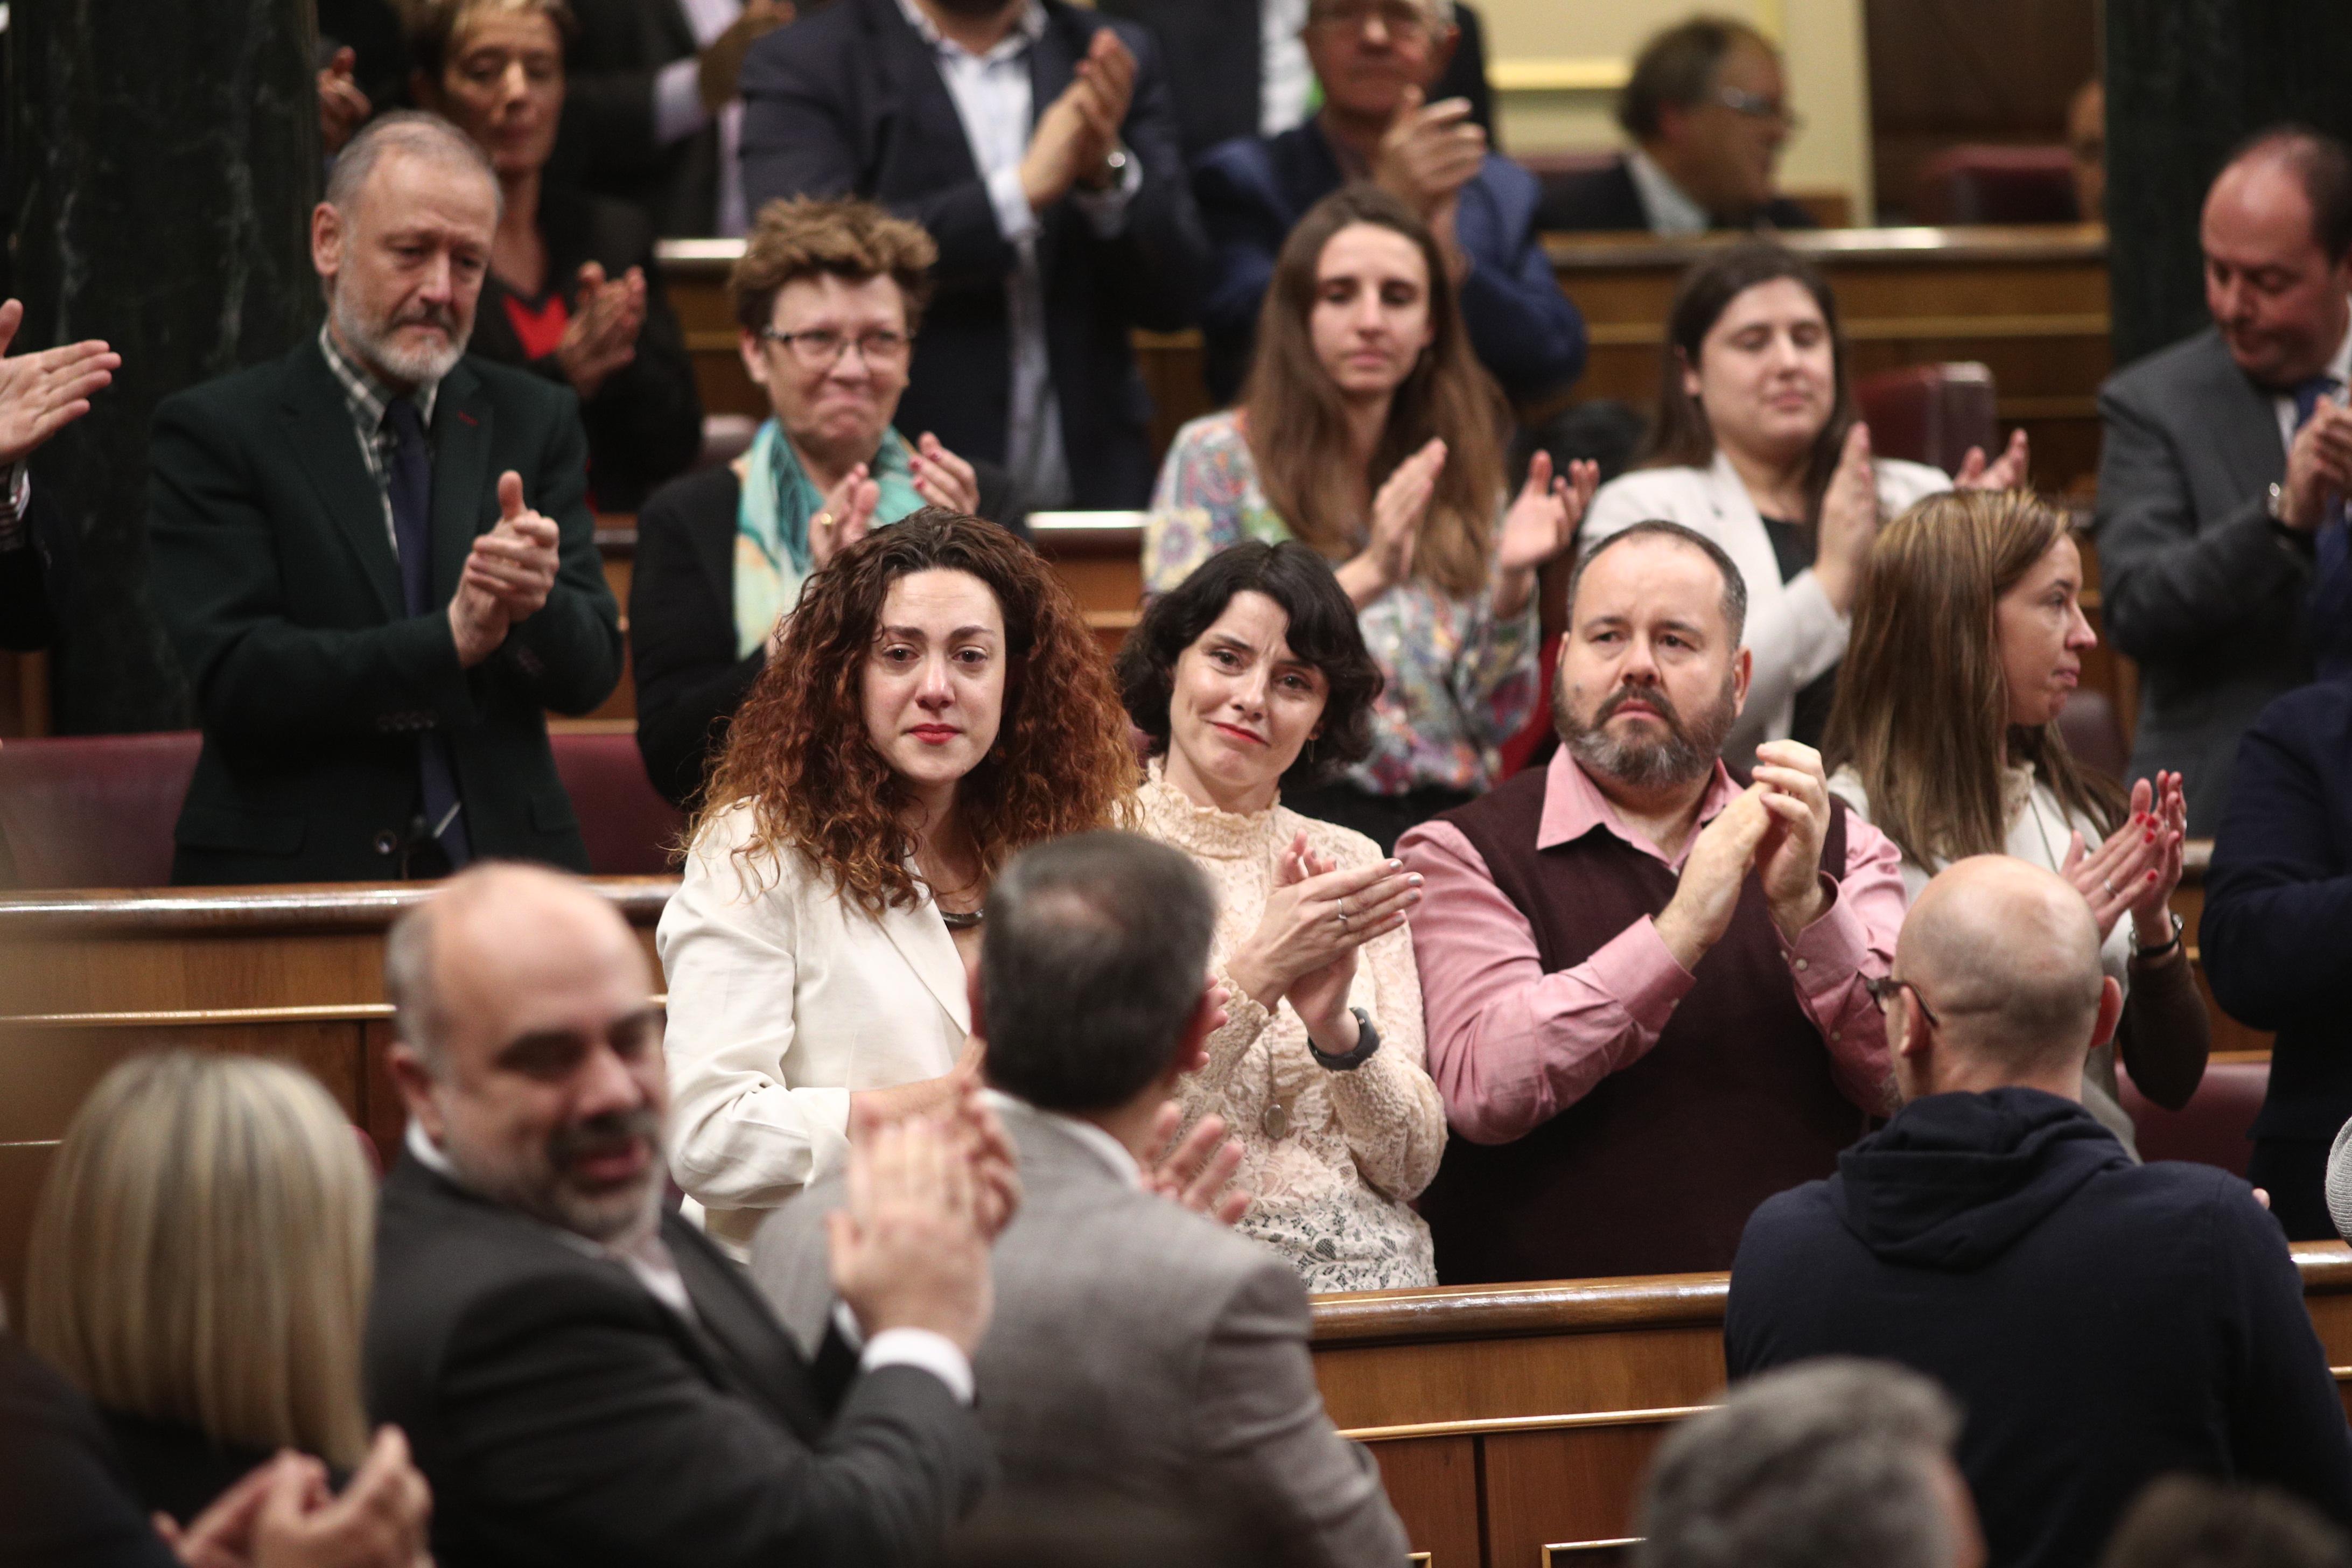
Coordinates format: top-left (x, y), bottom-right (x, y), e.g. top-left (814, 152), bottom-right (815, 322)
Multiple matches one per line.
top-left (659, 509), bottom-right (1137, 1242)
top-left (1581, 241), bottom-right (2028, 760)
top-left (1823, 489), bottom-right (2207, 1152)
top-left (1145, 184), bottom-right (1597, 852)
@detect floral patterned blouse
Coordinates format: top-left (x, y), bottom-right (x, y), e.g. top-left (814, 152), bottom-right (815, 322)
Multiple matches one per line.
top-left (1144, 410), bottom-right (1541, 796)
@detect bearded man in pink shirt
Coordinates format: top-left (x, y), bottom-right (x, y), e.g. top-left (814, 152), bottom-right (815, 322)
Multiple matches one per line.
top-left (1398, 520), bottom-right (1906, 1283)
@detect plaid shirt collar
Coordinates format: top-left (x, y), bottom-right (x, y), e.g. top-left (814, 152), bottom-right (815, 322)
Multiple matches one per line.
top-left (317, 320), bottom-right (438, 443)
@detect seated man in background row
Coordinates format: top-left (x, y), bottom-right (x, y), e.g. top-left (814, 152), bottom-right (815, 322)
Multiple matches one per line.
top-left (1097, 0), bottom-right (1494, 163)
top-left (1728, 857), bottom-right (2352, 1568)
top-left (737, 0), bottom-right (1207, 509)
top-left (1538, 15), bottom-right (1816, 236)
top-left (149, 113), bottom-right (621, 884)
top-left (2095, 125), bottom-right (2352, 831)
top-left (1400, 521), bottom-right (1902, 1284)
top-left (753, 831), bottom-right (1412, 1568)
top-left (1193, 0), bottom-right (1584, 406)
top-left (369, 862), bottom-right (997, 1566)
top-left (1635, 1360), bottom-right (1984, 1568)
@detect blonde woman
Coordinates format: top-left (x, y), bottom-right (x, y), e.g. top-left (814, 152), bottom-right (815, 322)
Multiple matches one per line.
top-left (24, 1052), bottom-right (429, 1546)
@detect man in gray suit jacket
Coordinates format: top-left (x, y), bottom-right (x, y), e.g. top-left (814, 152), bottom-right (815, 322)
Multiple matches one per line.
top-left (753, 831), bottom-right (1413, 1568)
top-left (2095, 127), bottom-right (2352, 831)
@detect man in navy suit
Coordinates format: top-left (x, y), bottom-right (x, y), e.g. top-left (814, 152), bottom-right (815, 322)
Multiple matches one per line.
top-left (737, 0), bottom-right (1207, 509)
top-left (1191, 0), bottom-right (1584, 407)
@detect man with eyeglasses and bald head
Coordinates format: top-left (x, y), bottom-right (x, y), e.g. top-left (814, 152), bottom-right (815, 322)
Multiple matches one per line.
top-left (1537, 15), bottom-right (1817, 236)
top-left (1191, 0), bottom-right (1586, 405)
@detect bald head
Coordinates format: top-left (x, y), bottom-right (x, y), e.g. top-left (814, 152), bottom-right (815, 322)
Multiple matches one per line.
top-left (1899, 857), bottom-right (2105, 1077)
top-left (387, 862), bottom-right (651, 1074)
top-left (387, 863), bottom-right (667, 1242)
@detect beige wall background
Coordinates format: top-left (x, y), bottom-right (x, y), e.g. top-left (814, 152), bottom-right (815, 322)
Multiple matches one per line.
top-left (1478, 0), bottom-right (1875, 219)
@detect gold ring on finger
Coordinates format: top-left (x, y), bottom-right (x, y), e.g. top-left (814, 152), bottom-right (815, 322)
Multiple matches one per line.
top-left (813, 511), bottom-right (834, 531)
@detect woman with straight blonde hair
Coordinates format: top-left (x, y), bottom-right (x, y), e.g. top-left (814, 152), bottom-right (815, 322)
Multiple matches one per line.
top-left (24, 1051), bottom-right (381, 1526)
top-left (1822, 489), bottom-right (2208, 1153)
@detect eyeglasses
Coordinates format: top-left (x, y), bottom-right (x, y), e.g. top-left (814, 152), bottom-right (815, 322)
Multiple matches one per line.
top-left (1306, 0), bottom-right (1439, 41)
top-left (1715, 86), bottom-right (1802, 131)
top-left (1864, 975), bottom-right (1940, 1030)
top-left (758, 326), bottom-right (914, 369)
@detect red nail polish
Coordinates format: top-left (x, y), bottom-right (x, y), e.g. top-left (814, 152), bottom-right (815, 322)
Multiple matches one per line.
top-left (2146, 871), bottom-right (2158, 882)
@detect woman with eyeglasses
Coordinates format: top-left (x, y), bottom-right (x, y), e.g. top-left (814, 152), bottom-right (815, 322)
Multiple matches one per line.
top-left (629, 197), bottom-right (1024, 807)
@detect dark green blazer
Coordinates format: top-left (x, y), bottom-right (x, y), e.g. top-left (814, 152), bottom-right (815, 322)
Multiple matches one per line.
top-left (149, 339), bottom-right (624, 884)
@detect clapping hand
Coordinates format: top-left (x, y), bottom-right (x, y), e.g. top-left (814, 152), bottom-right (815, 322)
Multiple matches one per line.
top-left (554, 262), bottom-right (646, 400)
top-left (1654, 786), bottom-right (1775, 971)
top-left (1226, 833), bottom-right (1420, 1019)
top-left (1955, 427), bottom-right (2031, 491)
top-left (946, 1076), bottom-right (1023, 1242)
top-left (697, 0), bottom-right (792, 113)
top-left (1374, 85), bottom-right (1486, 220)
top-left (317, 46), bottom-right (372, 158)
top-left (1493, 450), bottom-right (1601, 616)
top-left (909, 432), bottom-right (981, 515)
top-left (465, 472), bottom-right (563, 618)
top-left (809, 462), bottom-right (880, 569)
top-left (1277, 838), bottom-right (1419, 1051)
top-left (0, 298), bottom-right (118, 466)
top-left (2059, 771), bottom-right (2185, 944)
top-left (1340, 437), bottom-right (1445, 605)
top-left (1144, 1101), bottom-right (1250, 1226)
top-left (1021, 28), bottom-right (1135, 209)
top-left (1749, 740), bottom-right (1834, 942)
top-left (2279, 398), bottom-right (2352, 531)
top-left (1811, 421), bottom-right (1882, 613)
top-left (163, 1426), bottom-right (433, 1568)
top-left (828, 1104), bottom-right (992, 1354)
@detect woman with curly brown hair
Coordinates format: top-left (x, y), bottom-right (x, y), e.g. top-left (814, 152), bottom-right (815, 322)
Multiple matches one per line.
top-left (657, 508), bottom-right (1136, 1243)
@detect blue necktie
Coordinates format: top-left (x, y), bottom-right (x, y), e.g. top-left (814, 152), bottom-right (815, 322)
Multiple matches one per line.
top-left (384, 397), bottom-right (471, 869)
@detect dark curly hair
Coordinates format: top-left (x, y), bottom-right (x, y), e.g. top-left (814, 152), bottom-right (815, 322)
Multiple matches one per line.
top-left (1117, 541), bottom-right (1384, 793)
top-left (702, 509), bottom-right (1138, 915)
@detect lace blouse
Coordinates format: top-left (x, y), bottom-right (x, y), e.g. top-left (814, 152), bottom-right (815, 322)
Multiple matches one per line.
top-left (1138, 765), bottom-right (1447, 1292)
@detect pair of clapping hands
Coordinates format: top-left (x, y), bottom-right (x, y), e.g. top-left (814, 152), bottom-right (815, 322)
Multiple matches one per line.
top-left (1020, 27), bottom-right (1137, 212)
top-left (449, 472), bottom-right (563, 667)
top-left (157, 1427), bottom-right (431, 1568)
top-left (1654, 740), bottom-right (1839, 971)
top-left (1226, 836), bottom-right (1422, 1057)
top-left (2060, 768), bottom-right (2188, 946)
top-left (825, 1062), bottom-right (1255, 1355)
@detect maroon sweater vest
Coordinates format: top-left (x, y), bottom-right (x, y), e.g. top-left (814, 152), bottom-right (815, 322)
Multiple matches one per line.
top-left (1419, 767), bottom-right (1868, 1284)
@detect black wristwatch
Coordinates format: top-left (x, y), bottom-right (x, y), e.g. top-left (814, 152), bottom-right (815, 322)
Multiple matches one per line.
top-left (1307, 1007), bottom-right (1383, 1071)
top-left (2133, 911), bottom-right (2185, 962)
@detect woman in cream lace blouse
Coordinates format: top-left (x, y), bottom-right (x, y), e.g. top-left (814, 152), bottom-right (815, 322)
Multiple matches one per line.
top-left (1118, 539), bottom-right (1448, 1292)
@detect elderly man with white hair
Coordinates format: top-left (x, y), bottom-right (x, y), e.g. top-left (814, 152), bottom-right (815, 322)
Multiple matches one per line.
top-left (1727, 855), bottom-right (2352, 1568)
top-left (148, 110), bottom-right (621, 885)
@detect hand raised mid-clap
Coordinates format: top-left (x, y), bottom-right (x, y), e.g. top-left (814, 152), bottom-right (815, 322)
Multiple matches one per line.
top-left (450, 471), bottom-right (562, 666)
top-left (0, 298), bottom-right (118, 467)
top-left (827, 1104), bottom-right (993, 1355)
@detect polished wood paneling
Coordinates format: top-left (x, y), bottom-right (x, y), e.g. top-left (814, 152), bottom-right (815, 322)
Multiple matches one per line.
top-left (1371, 1437), bottom-right (1482, 1568)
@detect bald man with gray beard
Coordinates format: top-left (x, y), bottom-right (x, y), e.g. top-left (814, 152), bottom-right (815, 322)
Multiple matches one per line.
top-left (1725, 857), bottom-right (2352, 1568)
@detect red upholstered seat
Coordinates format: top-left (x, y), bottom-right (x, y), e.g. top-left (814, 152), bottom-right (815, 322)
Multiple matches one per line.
top-left (1912, 145), bottom-right (2081, 226)
top-left (2119, 1059), bottom-right (2266, 1179)
top-left (0, 727), bottom-right (680, 887)
top-left (548, 730), bottom-right (685, 876)
top-left (2056, 690), bottom-right (2129, 779)
top-left (1853, 362), bottom-right (1998, 476)
top-left (0, 730), bottom-right (200, 888)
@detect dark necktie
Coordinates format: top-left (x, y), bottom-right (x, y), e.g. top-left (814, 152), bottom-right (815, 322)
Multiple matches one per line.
top-left (384, 396), bottom-right (471, 869)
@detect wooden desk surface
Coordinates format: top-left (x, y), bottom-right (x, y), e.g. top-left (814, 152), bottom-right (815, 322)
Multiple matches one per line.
top-left (1307, 1243), bottom-right (2352, 1566)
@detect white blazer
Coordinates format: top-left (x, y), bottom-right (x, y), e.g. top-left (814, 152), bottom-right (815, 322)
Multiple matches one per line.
top-left (657, 799), bottom-right (969, 1244)
top-left (1580, 449), bottom-right (1951, 765)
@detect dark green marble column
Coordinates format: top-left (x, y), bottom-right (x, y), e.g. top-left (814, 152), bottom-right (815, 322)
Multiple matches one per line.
top-left (9, 0), bottom-right (322, 732)
top-left (2106, 1), bottom-right (2352, 370)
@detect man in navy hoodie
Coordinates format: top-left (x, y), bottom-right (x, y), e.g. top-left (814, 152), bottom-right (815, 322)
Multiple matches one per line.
top-left (1727, 855), bottom-right (2352, 1568)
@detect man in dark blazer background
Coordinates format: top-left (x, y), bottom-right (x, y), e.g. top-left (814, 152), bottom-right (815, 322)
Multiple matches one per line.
top-left (1536, 16), bottom-right (1816, 236)
top-left (369, 861), bottom-right (997, 1567)
top-left (1096, 0), bottom-right (1495, 163)
top-left (2095, 128), bottom-right (2352, 832)
top-left (149, 113), bottom-right (622, 885)
top-left (1191, 0), bottom-right (1583, 407)
top-left (737, 0), bottom-right (1207, 508)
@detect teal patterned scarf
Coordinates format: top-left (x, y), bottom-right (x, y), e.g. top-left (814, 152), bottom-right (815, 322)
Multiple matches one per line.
top-left (733, 419), bottom-right (926, 657)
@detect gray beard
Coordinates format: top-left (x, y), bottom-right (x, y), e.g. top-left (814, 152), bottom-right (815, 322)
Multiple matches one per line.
top-left (332, 289), bottom-right (467, 389)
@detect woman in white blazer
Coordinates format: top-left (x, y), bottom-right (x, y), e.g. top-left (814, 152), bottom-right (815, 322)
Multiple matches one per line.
top-left (657, 511), bottom-right (1137, 1245)
top-left (1580, 242), bottom-right (2029, 765)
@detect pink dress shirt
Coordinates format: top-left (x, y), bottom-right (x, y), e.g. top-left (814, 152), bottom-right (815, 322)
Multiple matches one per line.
top-left (1397, 748), bottom-right (1906, 1146)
